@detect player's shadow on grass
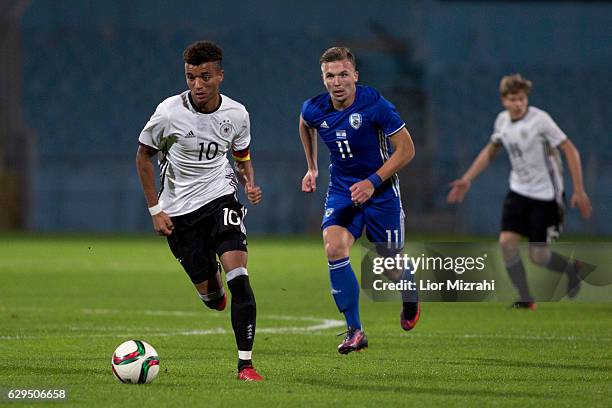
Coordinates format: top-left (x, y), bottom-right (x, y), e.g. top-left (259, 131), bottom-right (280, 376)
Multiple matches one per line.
top-left (464, 357), bottom-right (610, 373)
top-left (301, 378), bottom-right (551, 400)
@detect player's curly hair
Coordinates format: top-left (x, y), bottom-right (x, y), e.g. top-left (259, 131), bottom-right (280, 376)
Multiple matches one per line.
top-left (499, 73), bottom-right (532, 97)
top-left (320, 46), bottom-right (356, 68)
top-left (183, 41), bottom-right (223, 66)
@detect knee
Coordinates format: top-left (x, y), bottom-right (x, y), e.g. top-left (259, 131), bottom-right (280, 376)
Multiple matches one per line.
top-left (325, 240), bottom-right (349, 261)
top-left (529, 246), bottom-right (551, 266)
top-left (499, 240), bottom-right (519, 262)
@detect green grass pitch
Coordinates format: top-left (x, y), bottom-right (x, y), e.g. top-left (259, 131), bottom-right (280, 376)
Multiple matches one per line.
top-left (0, 235), bottom-right (610, 407)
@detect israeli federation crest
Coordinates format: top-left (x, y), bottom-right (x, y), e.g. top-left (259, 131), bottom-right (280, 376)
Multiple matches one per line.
top-left (349, 113), bottom-right (362, 130)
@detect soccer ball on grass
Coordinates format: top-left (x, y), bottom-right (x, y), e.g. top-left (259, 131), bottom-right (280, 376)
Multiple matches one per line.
top-left (111, 340), bottom-right (159, 384)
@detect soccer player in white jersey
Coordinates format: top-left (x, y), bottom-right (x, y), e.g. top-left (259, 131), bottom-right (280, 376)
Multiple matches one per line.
top-left (447, 74), bottom-right (592, 309)
top-left (136, 41), bottom-right (264, 380)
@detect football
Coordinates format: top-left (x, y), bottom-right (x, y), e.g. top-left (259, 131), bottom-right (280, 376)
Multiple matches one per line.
top-left (111, 340), bottom-right (160, 384)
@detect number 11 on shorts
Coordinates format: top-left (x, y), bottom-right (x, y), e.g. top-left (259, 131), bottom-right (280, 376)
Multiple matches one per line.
top-left (386, 229), bottom-right (399, 247)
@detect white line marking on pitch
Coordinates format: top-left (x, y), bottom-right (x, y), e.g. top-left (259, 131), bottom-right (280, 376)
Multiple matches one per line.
top-left (130, 319), bottom-right (345, 338)
top-left (81, 308), bottom-right (204, 317)
top-left (0, 306), bottom-right (345, 340)
top-left (400, 333), bottom-right (612, 342)
top-left (0, 335), bottom-right (35, 340)
top-left (3, 306), bottom-right (610, 342)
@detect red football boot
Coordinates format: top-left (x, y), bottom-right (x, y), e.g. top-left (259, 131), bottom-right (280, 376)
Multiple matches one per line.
top-left (337, 327), bottom-right (368, 354)
top-left (238, 366), bottom-right (264, 381)
top-left (400, 302), bottom-right (421, 331)
top-left (511, 301), bottom-right (537, 310)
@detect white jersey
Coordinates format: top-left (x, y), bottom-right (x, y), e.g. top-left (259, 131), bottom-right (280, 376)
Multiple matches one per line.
top-left (490, 106), bottom-right (567, 202)
top-left (139, 91), bottom-right (250, 216)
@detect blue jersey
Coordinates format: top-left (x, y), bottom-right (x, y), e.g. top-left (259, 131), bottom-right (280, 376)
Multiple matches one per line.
top-left (301, 85), bottom-right (405, 201)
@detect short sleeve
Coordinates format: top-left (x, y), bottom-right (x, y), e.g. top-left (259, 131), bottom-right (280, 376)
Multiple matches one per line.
top-left (490, 113), bottom-right (504, 145)
top-left (374, 96), bottom-right (405, 137)
top-left (538, 111), bottom-right (567, 147)
top-left (138, 103), bottom-right (167, 150)
top-left (300, 99), bottom-right (314, 128)
top-left (232, 111), bottom-right (251, 151)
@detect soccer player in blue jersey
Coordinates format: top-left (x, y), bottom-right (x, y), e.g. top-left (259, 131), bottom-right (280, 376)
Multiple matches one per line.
top-left (299, 46), bottom-right (418, 354)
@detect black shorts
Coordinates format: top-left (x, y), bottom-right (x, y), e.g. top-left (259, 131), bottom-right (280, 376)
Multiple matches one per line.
top-left (166, 194), bottom-right (247, 284)
top-left (501, 190), bottom-right (564, 243)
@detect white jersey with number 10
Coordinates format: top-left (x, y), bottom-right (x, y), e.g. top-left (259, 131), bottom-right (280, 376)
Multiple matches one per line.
top-left (139, 91), bottom-right (251, 216)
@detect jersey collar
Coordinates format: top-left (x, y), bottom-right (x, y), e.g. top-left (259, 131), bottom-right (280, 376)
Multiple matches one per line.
top-left (510, 107), bottom-right (530, 123)
top-left (188, 92), bottom-right (223, 114)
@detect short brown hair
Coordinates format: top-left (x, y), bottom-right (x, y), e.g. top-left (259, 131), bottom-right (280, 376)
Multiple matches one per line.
top-left (319, 46), bottom-right (356, 68)
top-left (499, 73), bottom-right (532, 97)
top-left (183, 41), bottom-right (223, 66)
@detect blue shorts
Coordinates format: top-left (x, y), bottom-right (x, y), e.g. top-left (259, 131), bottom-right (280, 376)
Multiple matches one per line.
top-left (322, 193), bottom-right (405, 253)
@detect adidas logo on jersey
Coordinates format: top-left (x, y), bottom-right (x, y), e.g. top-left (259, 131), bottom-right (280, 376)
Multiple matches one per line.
top-left (185, 130), bottom-right (195, 138)
top-left (320, 121), bottom-right (329, 129)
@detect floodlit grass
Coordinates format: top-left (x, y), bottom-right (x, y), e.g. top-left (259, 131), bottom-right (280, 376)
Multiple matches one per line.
top-left (0, 235), bottom-right (610, 407)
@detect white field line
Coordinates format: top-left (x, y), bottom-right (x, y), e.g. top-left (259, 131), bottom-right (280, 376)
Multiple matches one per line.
top-left (81, 308), bottom-right (203, 317)
top-left (0, 306), bottom-right (345, 340)
top-left (0, 335), bottom-right (36, 340)
top-left (399, 333), bottom-right (612, 342)
top-left (1, 306), bottom-right (205, 317)
top-left (2, 306), bottom-right (610, 342)
top-left (141, 318), bottom-right (345, 337)
top-left (457, 333), bottom-right (612, 342)
top-left (3, 331), bottom-right (610, 342)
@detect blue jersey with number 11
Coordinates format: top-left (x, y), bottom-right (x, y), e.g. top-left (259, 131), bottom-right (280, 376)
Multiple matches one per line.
top-left (301, 85), bottom-right (405, 201)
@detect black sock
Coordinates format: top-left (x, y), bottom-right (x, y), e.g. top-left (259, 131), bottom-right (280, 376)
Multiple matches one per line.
top-left (199, 291), bottom-right (225, 310)
top-left (198, 265), bottom-right (225, 310)
top-left (546, 252), bottom-right (580, 296)
top-left (402, 301), bottom-right (419, 320)
top-left (387, 267), bottom-right (418, 318)
top-left (546, 251), bottom-right (576, 275)
top-left (227, 275), bottom-right (256, 357)
top-left (506, 256), bottom-right (533, 302)
top-left (238, 359), bottom-right (252, 371)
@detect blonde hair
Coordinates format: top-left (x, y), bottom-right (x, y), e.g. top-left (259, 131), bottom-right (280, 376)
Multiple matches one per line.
top-left (499, 73), bottom-right (532, 97)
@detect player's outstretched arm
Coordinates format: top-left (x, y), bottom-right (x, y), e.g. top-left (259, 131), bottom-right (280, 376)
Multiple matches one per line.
top-left (350, 128), bottom-right (415, 205)
top-left (235, 158), bottom-right (263, 205)
top-left (447, 143), bottom-right (500, 204)
top-left (299, 115), bottom-right (318, 193)
top-left (559, 139), bottom-right (592, 219)
top-left (135, 144), bottom-right (174, 236)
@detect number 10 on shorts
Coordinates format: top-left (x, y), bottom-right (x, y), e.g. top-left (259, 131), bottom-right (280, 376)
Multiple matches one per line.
top-left (223, 208), bottom-right (241, 226)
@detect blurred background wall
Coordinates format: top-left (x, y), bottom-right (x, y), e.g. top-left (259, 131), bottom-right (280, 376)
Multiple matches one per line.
top-left (2, 0), bottom-right (610, 235)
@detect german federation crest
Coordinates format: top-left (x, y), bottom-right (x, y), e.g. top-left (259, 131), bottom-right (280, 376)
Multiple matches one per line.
top-left (349, 113), bottom-right (362, 130)
top-left (219, 119), bottom-right (233, 136)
